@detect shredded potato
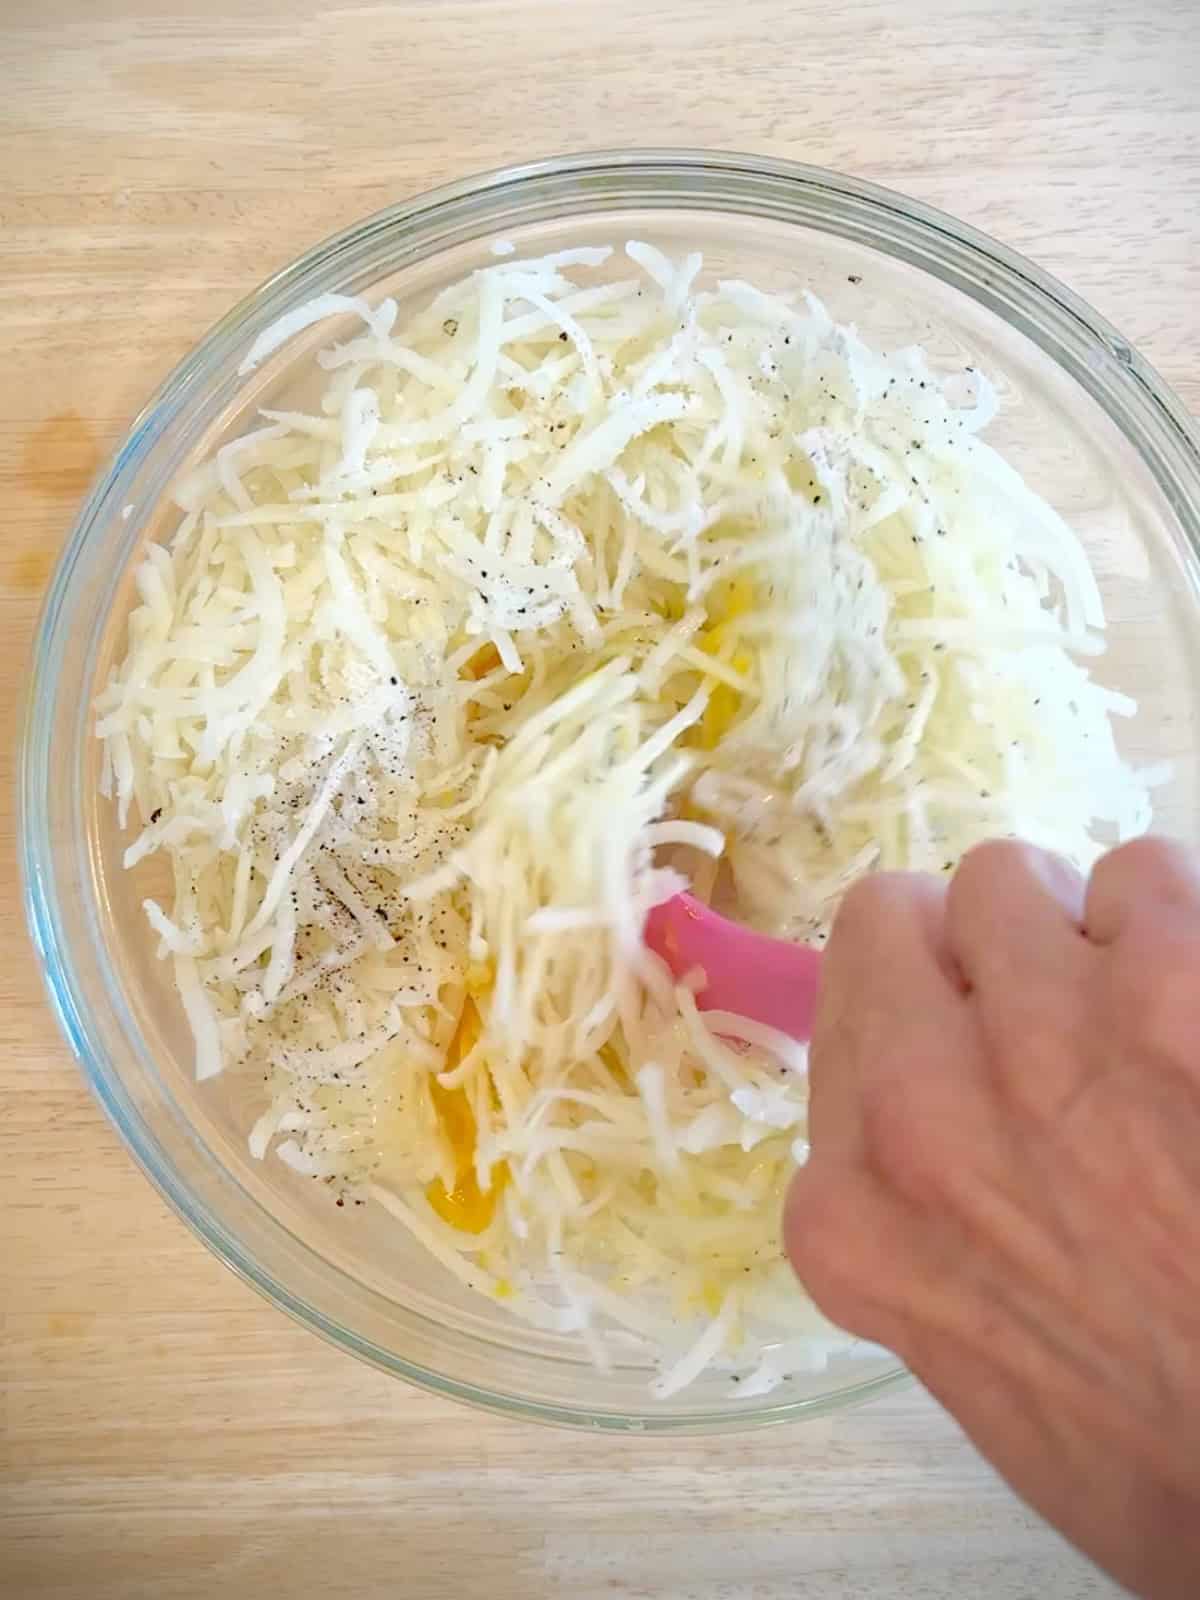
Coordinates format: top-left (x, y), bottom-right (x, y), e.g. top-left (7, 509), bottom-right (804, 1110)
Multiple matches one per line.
top-left (97, 244), bottom-right (1156, 1397)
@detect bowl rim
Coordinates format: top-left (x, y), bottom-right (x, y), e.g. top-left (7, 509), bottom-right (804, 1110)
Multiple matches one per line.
top-left (20, 147), bottom-right (1200, 1431)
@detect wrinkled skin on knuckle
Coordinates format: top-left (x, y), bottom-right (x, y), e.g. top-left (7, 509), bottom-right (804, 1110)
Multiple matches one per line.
top-left (1059, 960), bottom-right (1200, 1282)
top-left (985, 1005), bottom-right (1094, 1127)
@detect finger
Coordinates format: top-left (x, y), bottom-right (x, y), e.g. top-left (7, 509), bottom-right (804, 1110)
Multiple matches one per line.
top-left (784, 1118), bottom-right (993, 1363)
top-left (945, 843), bottom-right (1093, 1121)
top-left (783, 1160), bottom-right (932, 1356)
top-left (809, 872), bottom-right (963, 1154)
top-left (946, 841), bottom-right (1087, 993)
top-left (823, 870), bottom-right (961, 1011)
top-left (1084, 836), bottom-right (1200, 946)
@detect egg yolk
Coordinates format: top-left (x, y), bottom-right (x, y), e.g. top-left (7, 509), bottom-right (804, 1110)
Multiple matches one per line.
top-left (692, 576), bottom-right (756, 749)
top-left (598, 1040), bottom-right (630, 1088)
top-left (462, 641), bottom-right (502, 681)
top-left (425, 995), bottom-right (508, 1234)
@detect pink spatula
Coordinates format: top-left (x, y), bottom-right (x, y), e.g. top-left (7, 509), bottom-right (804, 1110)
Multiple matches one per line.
top-left (643, 892), bottom-right (823, 1043)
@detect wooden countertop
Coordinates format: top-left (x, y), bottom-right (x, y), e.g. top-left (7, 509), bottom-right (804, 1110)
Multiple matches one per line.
top-left (3, 3), bottom-right (1197, 1595)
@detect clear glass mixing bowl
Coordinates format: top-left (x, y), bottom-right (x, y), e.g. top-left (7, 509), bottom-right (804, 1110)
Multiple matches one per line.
top-left (21, 151), bottom-right (1200, 1431)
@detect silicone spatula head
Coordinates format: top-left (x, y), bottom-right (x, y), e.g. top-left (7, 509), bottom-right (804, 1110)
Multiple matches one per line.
top-left (643, 892), bottom-right (822, 1044)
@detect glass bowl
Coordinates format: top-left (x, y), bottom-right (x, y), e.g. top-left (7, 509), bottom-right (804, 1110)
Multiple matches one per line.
top-left (21, 150), bottom-right (1200, 1432)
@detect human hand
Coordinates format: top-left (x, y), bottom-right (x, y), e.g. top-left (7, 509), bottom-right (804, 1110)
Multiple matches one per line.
top-left (784, 838), bottom-right (1200, 1599)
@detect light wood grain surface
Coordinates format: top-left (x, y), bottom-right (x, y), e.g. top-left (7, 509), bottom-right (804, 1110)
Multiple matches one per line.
top-left (3, 3), bottom-right (1197, 1596)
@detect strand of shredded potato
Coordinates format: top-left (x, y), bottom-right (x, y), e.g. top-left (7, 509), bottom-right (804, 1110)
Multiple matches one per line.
top-left (97, 243), bottom-right (1157, 1397)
